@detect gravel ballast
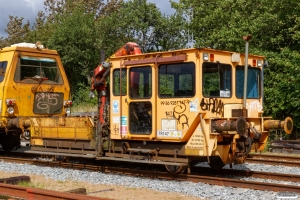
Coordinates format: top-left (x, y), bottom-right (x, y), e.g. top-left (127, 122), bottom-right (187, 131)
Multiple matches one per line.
top-left (0, 160), bottom-right (299, 200)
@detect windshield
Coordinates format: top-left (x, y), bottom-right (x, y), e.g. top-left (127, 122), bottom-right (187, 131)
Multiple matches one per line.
top-left (14, 56), bottom-right (63, 84)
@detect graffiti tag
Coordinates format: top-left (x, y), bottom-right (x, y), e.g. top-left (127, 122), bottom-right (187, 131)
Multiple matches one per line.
top-left (200, 98), bottom-right (224, 115)
top-left (35, 93), bottom-right (59, 110)
top-left (247, 100), bottom-right (263, 113)
top-left (172, 101), bottom-right (189, 130)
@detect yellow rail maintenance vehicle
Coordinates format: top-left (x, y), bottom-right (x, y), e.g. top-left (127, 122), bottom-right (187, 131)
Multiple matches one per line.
top-left (0, 41), bottom-right (293, 173)
top-left (0, 42), bottom-right (92, 153)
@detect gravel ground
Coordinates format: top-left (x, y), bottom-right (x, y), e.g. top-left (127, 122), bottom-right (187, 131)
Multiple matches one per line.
top-left (1, 160), bottom-right (300, 200)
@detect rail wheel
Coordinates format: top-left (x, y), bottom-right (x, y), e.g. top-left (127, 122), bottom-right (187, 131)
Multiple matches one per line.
top-left (1, 142), bottom-right (14, 153)
top-left (55, 156), bottom-right (69, 162)
top-left (165, 165), bottom-right (186, 174)
top-left (208, 157), bottom-right (225, 169)
top-left (0, 134), bottom-right (19, 153)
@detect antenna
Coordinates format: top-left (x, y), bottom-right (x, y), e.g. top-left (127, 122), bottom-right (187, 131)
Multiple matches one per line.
top-left (187, 7), bottom-right (194, 48)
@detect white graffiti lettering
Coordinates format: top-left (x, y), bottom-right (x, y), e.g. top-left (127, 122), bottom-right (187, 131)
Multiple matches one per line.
top-left (247, 100), bottom-right (263, 113)
top-left (35, 93), bottom-right (59, 110)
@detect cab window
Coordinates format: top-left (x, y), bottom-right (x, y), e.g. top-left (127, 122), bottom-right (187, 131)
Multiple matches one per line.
top-left (159, 62), bottom-right (195, 98)
top-left (129, 66), bottom-right (152, 99)
top-left (0, 61), bottom-right (7, 82)
top-left (113, 69), bottom-right (127, 96)
top-left (202, 63), bottom-right (231, 97)
top-left (236, 66), bottom-right (260, 98)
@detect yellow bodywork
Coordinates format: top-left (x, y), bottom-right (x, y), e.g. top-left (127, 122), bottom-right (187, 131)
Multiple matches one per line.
top-left (108, 47), bottom-right (279, 158)
top-left (30, 117), bottom-right (94, 145)
top-left (0, 44), bottom-right (94, 148)
top-left (0, 45), bottom-right (70, 118)
top-left (0, 43), bottom-right (292, 164)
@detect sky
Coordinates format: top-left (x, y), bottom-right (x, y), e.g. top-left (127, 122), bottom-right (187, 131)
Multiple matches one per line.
top-left (0, 0), bottom-right (179, 37)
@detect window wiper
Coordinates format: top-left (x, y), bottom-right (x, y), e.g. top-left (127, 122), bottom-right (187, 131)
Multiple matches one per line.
top-left (47, 83), bottom-right (57, 92)
top-left (29, 76), bottom-right (49, 92)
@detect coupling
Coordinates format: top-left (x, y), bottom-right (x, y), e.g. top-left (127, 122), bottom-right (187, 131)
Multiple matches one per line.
top-left (263, 117), bottom-right (293, 134)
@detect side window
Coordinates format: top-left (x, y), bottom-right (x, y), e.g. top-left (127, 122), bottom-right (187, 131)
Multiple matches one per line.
top-left (0, 61), bottom-right (7, 82)
top-left (113, 69), bottom-right (127, 96)
top-left (202, 63), bottom-right (231, 97)
top-left (129, 102), bottom-right (152, 134)
top-left (236, 66), bottom-right (260, 98)
top-left (129, 66), bottom-right (152, 99)
top-left (159, 62), bottom-right (195, 98)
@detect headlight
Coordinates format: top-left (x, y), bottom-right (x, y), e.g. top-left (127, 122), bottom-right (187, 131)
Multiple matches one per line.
top-left (7, 107), bottom-right (14, 114)
top-left (65, 108), bottom-right (70, 114)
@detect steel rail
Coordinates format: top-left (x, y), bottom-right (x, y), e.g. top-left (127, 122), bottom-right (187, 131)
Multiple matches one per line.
top-left (0, 176), bottom-right (30, 185)
top-left (192, 167), bottom-right (300, 182)
top-left (247, 153), bottom-right (300, 167)
top-left (100, 166), bottom-right (300, 193)
top-left (249, 153), bottom-right (300, 161)
top-left (0, 183), bottom-right (111, 200)
top-left (1, 155), bottom-right (300, 194)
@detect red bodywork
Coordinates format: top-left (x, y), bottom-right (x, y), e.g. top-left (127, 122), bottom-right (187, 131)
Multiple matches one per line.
top-left (91, 42), bottom-right (142, 123)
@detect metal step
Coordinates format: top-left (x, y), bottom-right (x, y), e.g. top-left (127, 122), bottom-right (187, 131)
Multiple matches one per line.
top-left (127, 148), bottom-right (156, 154)
top-left (24, 150), bottom-right (97, 158)
top-left (96, 156), bottom-right (187, 166)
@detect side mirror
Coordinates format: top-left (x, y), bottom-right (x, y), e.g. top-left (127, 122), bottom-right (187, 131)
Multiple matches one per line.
top-left (89, 70), bottom-right (94, 78)
top-left (89, 91), bottom-right (95, 99)
top-left (263, 60), bottom-right (269, 68)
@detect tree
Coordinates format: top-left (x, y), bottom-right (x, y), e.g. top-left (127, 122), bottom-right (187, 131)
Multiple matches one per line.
top-left (263, 49), bottom-right (300, 138)
top-left (96, 0), bottom-right (188, 54)
top-left (171, 0), bottom-right (300, 52)
top-left (0, 37), bottom-right (9, 48)
top-left (4, 16), bottom-right (31, 45)
top-left (47, 5), bottom-right (99, 96)
top-left (172, 0), bottom-right (300, 135)
top-left (152, 13), bottom-right (188, 51)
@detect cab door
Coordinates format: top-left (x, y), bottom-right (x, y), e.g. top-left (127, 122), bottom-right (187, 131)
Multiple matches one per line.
top-left (0, 61), bottom-right (8, 116)
top-left (110, 64), bottom-right (156, 140)
top-left (126, 65), bottom-right (156, 139)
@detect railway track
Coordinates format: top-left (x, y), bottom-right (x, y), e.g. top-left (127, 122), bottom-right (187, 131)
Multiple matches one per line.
top-left (0, 154), bottom-right (300, 195)
top-left (193, 167), bottom-right (300, 182)
top-left (247, 153), bottom-right (300, 167)
top-left (0, 183), bottom-right (110, 200)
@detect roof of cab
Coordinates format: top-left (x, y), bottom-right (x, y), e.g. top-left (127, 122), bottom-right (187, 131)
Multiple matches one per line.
top-left (0, 43), bottom-right (59, 55)
top-left (109, 47), bottom-right (265, 60)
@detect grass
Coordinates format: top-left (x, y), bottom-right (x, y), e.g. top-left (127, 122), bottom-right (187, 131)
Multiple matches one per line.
top-left (18, 181), bottom-right (36, 187)
top-left (263, 140), bottom-right (271, 152)
top-left (71, 104), bottom-right (97, 112)
top-left (18, 181), bottom-right (45, 189)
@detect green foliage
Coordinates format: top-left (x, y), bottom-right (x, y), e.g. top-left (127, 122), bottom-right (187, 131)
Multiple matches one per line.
top-left (71, 82), bottom-right (98, 107)
top-left (160, 74), bottom-right (174, 95)
top-left (2, 0), bottom-right (300, 138)
top-left (18, 181), bottom-right (36, 187)
top-left (4, 16), bottom-right (31, 45)
top-left (263, 49), bottom-right (300, 130)
top-left (262, 140), bottom-right (270, 152)
top-left (152, 13), bottom-right (188, 51)
top-left (96, 0), bottom-right (188, 55)
top-left (47, 5), bottom-right (99, 96)
top-left (172, 0), bottom-right (300, 136)
top-left (1, 0), bottom-right (187, 107)
top-left (172, 0), bottom-right (300, 52)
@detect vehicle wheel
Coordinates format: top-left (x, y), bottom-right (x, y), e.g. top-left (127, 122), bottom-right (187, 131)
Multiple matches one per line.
top-left (55, 155), bottom-right (68, 162)
top-left (208, 157), bottom-right (225, 169)
top-left (1, 141), bottom-right (14, 153)
top-left (165, 165), bottom-right (186, 174)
